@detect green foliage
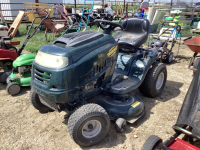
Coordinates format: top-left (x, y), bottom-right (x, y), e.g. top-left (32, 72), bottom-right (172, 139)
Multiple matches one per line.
top-left (12, 23), bottom-right (103, 54)
top-left (12, 18), bottom-right (199, 54)
top-left (13, 23), bottom-right (55, 54)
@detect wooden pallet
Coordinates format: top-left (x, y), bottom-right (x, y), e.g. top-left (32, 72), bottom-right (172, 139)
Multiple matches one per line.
top-left (7, 11), bottom-right (25, 39)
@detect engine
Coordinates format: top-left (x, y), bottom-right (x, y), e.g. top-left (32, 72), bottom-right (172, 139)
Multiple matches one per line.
top-left (18, 66), bottom-right (32, 75)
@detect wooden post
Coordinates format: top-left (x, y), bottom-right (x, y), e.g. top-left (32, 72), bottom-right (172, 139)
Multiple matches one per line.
top-left (35, 0), bottom-right (39, 7)
top-left (102, 0), bottom-right (104, 13)
top-left (115, 0), bottom-right (118, 15)
top-left (75, 0), bottom-right (76, 9)
top-left (132, 3), bottom-right (134, 13)
top-left (124, 0), bottom-right (125, 13)
top-left (170, 0), bottom-right (173, 7)
top-left (126, 2), bottom-right (128, 13)
top-left (118, 0), bottom-right (121, 15)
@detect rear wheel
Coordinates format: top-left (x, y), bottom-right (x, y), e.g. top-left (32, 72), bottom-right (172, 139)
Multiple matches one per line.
top-left (30, 89), bottom-right (52, 113)
top-left (139, 62), bottom-right (167, 98)
top-left (68, 103), bottom-right (110, 147)
top-left (6, 82), bottom-right (21, 96)
top-left (5, 45), bottom-right (17, 53)
top-left (142, 135), bottom-right (162, 150)
top-left (166, 52), bottom-right (173, 64)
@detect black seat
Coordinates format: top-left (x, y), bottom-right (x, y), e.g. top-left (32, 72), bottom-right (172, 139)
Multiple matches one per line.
top-left (113, 17), bottom-right (150, 49)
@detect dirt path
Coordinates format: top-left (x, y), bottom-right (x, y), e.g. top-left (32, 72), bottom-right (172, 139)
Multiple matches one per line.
top-left (0, 44), bottom-right (196, 150)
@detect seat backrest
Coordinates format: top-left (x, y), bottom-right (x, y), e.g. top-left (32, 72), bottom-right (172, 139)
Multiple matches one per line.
top-left (121, 17), bottom-right (150, 35)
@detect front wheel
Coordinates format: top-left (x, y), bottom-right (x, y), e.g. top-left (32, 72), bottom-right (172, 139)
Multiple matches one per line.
top-left (30, 89), bottom-right (53, 113)
top-left (142, 135), bottom-right (162, 150)
top-left (115, 118), bottom-right (127, 133)
top-left (68, 103), bottom-right (110, 147)
top-left (139, 62), bottom-right (167, 98)
top-left (6, 82), bottom-right (21, 96)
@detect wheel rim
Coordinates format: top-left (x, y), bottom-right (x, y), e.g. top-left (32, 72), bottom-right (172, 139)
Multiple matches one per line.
top-left (9, 47), bottom-right (16, 52)
top-left (9, 84), bottom-right (20, 95)
top-left (168, 53), bottom-right (173, 62)
top-left (156, 72), bottom-right (164, 90)
top-left (82, 120), bottom-right (102, 138)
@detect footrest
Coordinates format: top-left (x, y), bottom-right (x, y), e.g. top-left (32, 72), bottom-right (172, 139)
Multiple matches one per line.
top-left (108, 76), bottom-right (140, 94)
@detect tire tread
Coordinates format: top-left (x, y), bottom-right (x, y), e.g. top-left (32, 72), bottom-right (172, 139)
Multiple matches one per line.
top-left (30, 89), bottom-right (52, 113)
top-left (142, 135), bottom-right (162, 150)
top-left (68, 103), bottom-right (110, 147)
top-left (139, 62), bottom-right (167, 98)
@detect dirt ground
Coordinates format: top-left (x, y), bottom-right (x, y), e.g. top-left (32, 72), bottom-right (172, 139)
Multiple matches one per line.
top-left (0, 44), bottom-right (197, 150)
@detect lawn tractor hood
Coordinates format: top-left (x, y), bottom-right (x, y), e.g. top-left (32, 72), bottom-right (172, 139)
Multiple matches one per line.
top-left (31, 31), bottom-right (118, 104)
top-left (37, 31), bottom-right (113, 64)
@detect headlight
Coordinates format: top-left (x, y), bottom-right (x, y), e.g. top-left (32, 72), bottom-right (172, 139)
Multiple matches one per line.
top-left (35, 51), bottom-right (68, 68)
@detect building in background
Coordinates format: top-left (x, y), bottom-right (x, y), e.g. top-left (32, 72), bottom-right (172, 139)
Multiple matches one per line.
top-left (1, 0), bottom-right (64, 21)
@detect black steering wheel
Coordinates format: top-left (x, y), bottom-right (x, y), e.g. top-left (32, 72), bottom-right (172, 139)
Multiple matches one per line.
top-left (94, 19), bottom-right (124, 35)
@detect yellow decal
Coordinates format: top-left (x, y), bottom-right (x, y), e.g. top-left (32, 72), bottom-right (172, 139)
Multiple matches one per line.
top-left (107, 45), bottom-right (118, 57)
top-left (164, 31), bottom-right (172, 33)
top-left (161, 34), bottom-right (170, 37)
top-left (131, 101), bottom-right (140, 108)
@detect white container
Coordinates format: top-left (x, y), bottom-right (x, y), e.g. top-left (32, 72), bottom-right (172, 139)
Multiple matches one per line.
top-left (197, 21), bottom-right (200, 29)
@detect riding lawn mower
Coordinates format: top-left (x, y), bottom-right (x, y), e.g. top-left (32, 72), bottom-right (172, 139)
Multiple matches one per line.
top-left (30, 17), bottom-right (167, 147)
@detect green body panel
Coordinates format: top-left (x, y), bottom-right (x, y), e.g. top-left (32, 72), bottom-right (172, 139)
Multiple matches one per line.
top-left (9, 72), bottom-right (31, 86)
top-left (13, 53), bottom-right (36, 68)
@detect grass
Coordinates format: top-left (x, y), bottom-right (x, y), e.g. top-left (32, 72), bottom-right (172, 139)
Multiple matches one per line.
top-left (12, 23), bottom-right (103, 54)
top-left (12, 23), bottom-right (55, 54)
top-left (12, 19), bottom-right (199, 54)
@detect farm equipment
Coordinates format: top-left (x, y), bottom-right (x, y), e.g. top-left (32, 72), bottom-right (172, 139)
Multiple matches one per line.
top-left (0, 12), bottom-right (23, 79)
top-left (30, 17), bottom-right (167, 147)
top-left (165, 10), bottom-right (183, 26)
top-left (150, 21), bottom-right (181, 63)
top-left (4, 12), bottom-right (52, 96)
top-left (0, 36), bottom-right (20, 74)
top-left (141, 37), bottom-right (200, 150)
top-left (24, 2), bottom-right (54, 30)
top-left (54, 4), bottom-right (87, 33)
top-left (185, 37), bottom-right (200, 72)
top-left (78, 0), bottom-right (94, 30)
